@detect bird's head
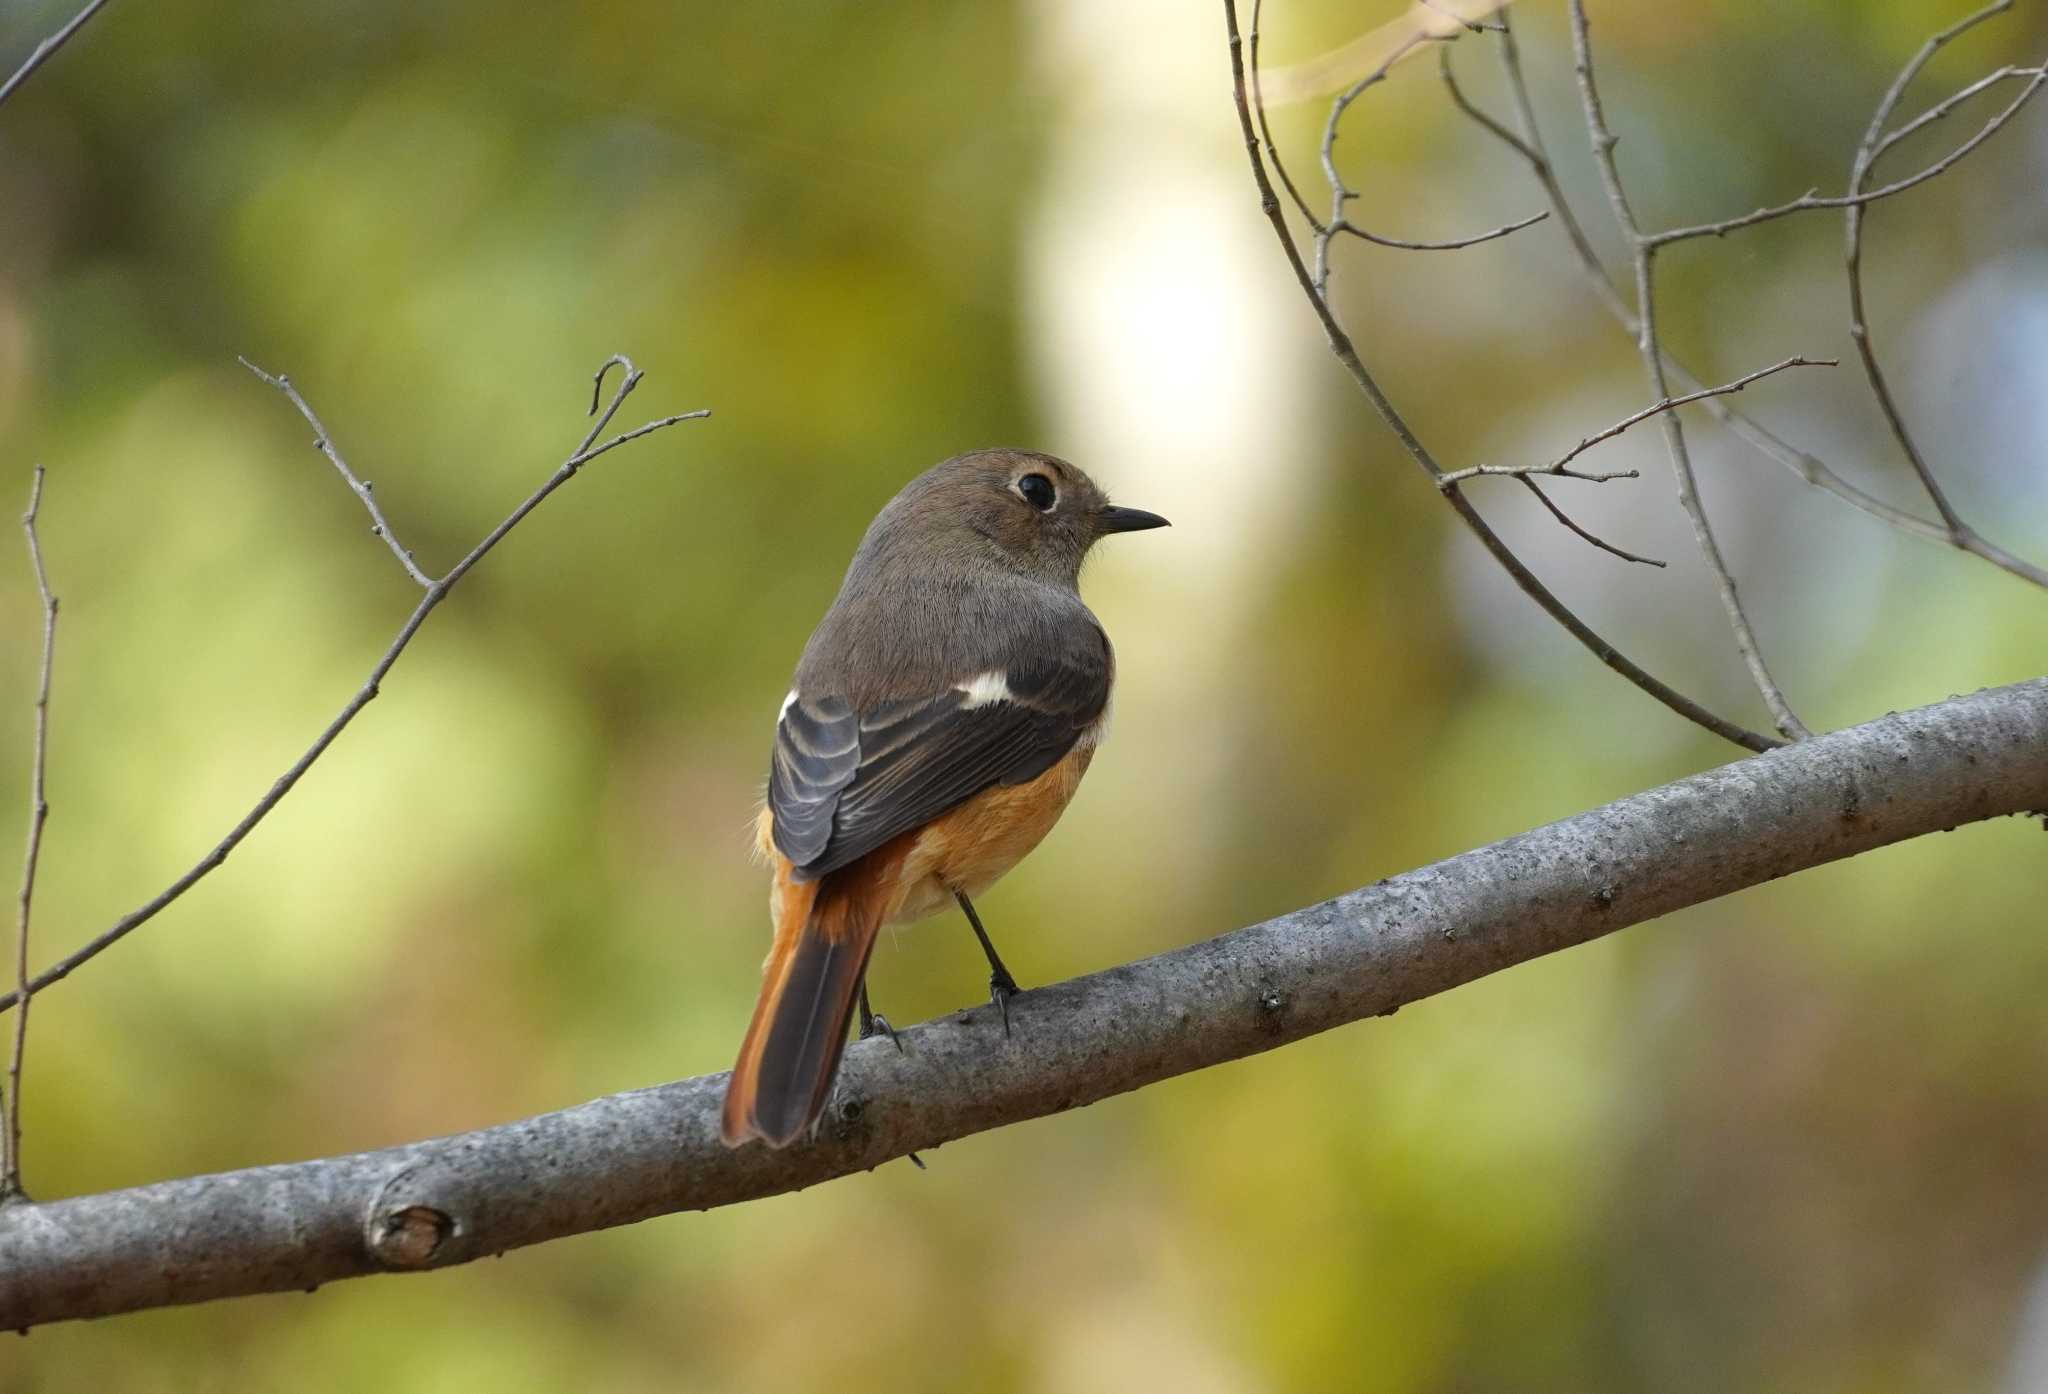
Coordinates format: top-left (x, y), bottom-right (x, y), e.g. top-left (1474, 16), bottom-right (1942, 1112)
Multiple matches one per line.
top-left (878, 449), bottom-right (1169, 588)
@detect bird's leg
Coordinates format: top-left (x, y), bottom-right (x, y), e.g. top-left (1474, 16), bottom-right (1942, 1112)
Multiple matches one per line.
top-left (857, 978), bottom-right (901, 1052)
top-left (955, 891), bottom-right (1019, 1036)
top-left (853, 979), bottom-right (923, 1169)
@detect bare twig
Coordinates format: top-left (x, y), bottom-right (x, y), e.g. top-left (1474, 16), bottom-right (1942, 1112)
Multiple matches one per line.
top-left (1437, 356), bottom-right (1834, 489)
top-left (237, 359), bottom-right (434, 589)
top-left (1845, 4), bottom-right (2048, 589)
top-left (1311, 26), bottom-right (1544, 293)
top-left (1518, 478), bottom-right (1665, 568)
top-left (4, 677), bottom-right (2044, 1327)
top-left (1645, 64), bottom-right (2045, 248)
top-left (0, 0), bottom-right (110, 111)
top-left (1438, 462), bottom-right (1637, 487)
top-left (1548, 356), bottom-right (1832, 474)
top-left (1250, 0), bottom-right (1325, 235)
top-left (2, 471), bottom-right (57, 1203)
top-left (1567, 0), bottom-right (1812, 741)
top-left (1330, 208), bottom-right (1547, 256)
top-left (0, 361), bottom-right (708, 1015)
top-left (1879, 62), bottom-right (2043, 158)
top-left (1452, 14), bottom-right (2046, 587)
top-left (1227, 0), bottom-right (1780, 753)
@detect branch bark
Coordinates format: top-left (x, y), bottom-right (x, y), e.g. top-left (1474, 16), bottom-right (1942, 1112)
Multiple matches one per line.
top-left (3, 677), bottom-right (2043, 1329)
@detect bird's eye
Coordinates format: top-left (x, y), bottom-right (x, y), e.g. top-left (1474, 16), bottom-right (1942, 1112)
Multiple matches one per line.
top-left (1016, 473), bottom-right (1056, 511)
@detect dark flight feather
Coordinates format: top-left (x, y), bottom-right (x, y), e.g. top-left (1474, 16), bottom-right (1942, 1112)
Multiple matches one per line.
top-left (767, 627), bottom-right (1112, 880)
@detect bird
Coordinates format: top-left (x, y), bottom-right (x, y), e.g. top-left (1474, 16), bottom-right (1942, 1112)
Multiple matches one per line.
top-left (721, 449), bottom-right (1168, 1148)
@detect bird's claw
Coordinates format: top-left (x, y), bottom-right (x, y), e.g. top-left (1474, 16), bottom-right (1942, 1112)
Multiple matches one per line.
top-left (858, 1006), bottom-right (903, 1053)
top-left (988, 969), bottom-right (1020, 1037)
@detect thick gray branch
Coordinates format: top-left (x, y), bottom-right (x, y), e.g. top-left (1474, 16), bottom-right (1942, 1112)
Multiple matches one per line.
top-left (3, 679), bottom-right (2045, 1329)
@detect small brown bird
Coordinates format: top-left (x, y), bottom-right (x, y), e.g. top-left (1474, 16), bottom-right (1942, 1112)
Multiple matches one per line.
top-left (721, 450), bottom-right (1168, 1148)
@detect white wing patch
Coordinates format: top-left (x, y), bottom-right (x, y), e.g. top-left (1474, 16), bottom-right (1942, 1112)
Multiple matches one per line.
top-left (778, 689), bottom-right (799, 718)
top-left (955, 671), bottom-right (1012, 709)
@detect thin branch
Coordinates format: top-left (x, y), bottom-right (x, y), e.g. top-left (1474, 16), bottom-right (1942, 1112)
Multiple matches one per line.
top-left (1868, 1), bottom-right (2019, 137)
top-left (1439, 43), bottom-right (1541, 164)
top-left (237, 359), bottom-right (434, 589)
top-left (1309, 26), bottom-right (1544, 294)
top-left (1437, 356), bottom-right (1835, 489)
top-left (1457, 13), bottom-right (2046, 586)
top-left (1315, 30), bottom-right (1439, 291)
top-left (1227, 0), bottom-right (1780, 753)
top-left (1879, 63), bottom-right (2041, 158)
top-left (1519, 478), bottom-right (1665, 568)
top-left (2, 471), bottom-right (57, 1203)
top-left (1568, 0), bottom-right (1812, 741)
top-left (1439, 462), bottom-right (1637, 487)
top-left (3, 677), bottom-right (2043, 1327)
top-left (1250, 0), bottom-right (1325, 235)
top-left (1551, 356), bottom-right (1833, 473)
top-left (1644, 56), bottom-right (2046, 249)
top-left (1330, 208), bottom-right (1548, 255)
top-left (0, 0), bottom-right (110, 111)
top-left (0, 361), bottom-right (708, 1016)
top-left (1845, 6), bottom-right (2048, 589)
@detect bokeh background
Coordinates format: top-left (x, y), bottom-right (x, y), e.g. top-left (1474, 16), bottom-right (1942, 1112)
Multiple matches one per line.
top-left (3, 0), bottom-right (2046, 1389)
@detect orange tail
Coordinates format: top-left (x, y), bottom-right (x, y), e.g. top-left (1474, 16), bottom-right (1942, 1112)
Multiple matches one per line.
top-left (722, 841), bottom-right (909, 1148)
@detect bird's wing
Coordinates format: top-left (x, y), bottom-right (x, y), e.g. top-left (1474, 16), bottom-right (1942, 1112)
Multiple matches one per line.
top-left (767, 626), bottom-right (1110, 879)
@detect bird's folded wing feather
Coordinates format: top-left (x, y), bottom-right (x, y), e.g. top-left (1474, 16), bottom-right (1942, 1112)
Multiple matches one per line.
top-left (768, 626), bottom-right (1110, 879)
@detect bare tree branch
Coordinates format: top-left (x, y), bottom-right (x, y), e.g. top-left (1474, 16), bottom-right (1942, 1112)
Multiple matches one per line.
top-left (1568, 0), bottom-right (1812, 741)
top-left (1445, 16), bottom-right (2048, 589)
top-left (1436, 355), bottom-right (1834, 489)
top-left (0, 0), bottom-right (110, 112)
top-left (0, 360), bottom-right (708, 1016)
top-left (1435, 358), bottom-right (1833, 572)
top-left (237, 359), bottom-right (434, 588)
top-left (1645, 63), bottom-right (2045, 248)
top-left (0, 677), bottom-right (2041, 1328)
top-left (1844, 5), bottom-right (2048, 590)
top-left (1517, 477), bottom-right (1664, 568)
top-left (1227, 0), bottom-right (1781, 754)
top-left (1439, 462), bottom-right (1637, 488)
top-left (1310, 25), bottom-right (1545, 293)
top-left (1249, 0), bottom-right (1324, 235)
top-left (2, 470), bottom-right (57, 1204)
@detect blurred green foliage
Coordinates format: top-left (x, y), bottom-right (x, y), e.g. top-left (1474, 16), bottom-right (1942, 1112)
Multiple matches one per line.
top-left (1, 1), bottom-right (2046, 1390)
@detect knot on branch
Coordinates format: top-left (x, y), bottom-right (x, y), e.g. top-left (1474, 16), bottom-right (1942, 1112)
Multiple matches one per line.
top-left (368, 1203), bottom-right (454, 1270)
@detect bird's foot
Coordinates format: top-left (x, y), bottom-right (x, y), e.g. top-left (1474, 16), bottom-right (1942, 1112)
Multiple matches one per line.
top-left (858, 1004), bottom-right (903, 1053)
top-left (988, 967), bottom-right (1020, 1038)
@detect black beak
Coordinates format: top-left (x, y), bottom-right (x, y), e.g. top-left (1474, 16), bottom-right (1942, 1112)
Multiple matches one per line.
top-left (1097, 505), bottom-right (1171, 535)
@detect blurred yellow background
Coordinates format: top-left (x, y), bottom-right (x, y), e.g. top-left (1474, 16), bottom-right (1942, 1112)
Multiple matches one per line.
top-left (2, 1), bottom-right (2046, 1390)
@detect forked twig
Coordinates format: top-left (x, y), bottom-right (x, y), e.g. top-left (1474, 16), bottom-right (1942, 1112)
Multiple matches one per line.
top-left (1225, 0), bottom-right (1780, 754)
top-left (1519, 478), bottom-right (1664, 568)
top-left (1646, 61), bottom-right (2045, 248)
top-left (1567, 0), bottom-right (1812, 740)
top-left (1438, 356), bottom-right (1834, 489)
top-left (1444, 14), bottom-right (2046, 590)
top-left (3, 470), bottom-right (57, 1200)
top-left (0, 362), bottom-right (709, 1015)
top-left (1311, 25), bottom-right (1544, 293)
top-left (1844, 2), bottom-right (2048, 589)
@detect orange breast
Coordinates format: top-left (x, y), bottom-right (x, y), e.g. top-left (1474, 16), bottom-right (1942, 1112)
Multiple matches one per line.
top-left (753, 732), bottom-right (1099, 931)
top-left (886, 737), bottom-right (1096, 924)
